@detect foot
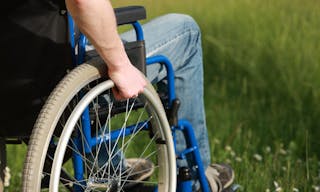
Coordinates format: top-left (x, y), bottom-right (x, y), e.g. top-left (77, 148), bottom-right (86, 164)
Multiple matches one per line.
top-left (205, 163), bottom-right (235, 192)
top-left (123, 158), bottom-right (155, 189)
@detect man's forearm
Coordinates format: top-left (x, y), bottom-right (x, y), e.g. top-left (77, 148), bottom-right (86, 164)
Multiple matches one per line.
top-left (65, 0), bottom-right (147, 99)
top-left (65, 0), bottom-right (129, 69)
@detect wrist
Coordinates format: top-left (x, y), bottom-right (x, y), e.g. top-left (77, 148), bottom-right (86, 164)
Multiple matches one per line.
top-left (97, 42), bottom-right (131, 72)
top-left (105, 50), bottom-right (131, 72)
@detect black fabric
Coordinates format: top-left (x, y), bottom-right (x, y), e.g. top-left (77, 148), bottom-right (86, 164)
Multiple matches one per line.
top-left (0, 0), bottom-right (72, 137)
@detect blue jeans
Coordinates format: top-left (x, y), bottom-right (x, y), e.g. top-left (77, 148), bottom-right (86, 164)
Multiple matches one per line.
top-left (121, 14), bottom-right (211, 171)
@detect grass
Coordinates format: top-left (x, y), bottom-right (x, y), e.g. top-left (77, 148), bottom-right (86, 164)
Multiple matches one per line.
top-left (4, 0), bottom-right (320, 191)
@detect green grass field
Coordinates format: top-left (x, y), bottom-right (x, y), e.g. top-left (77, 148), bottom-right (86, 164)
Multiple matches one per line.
top-left (4, 0), bottom-right (320, 191)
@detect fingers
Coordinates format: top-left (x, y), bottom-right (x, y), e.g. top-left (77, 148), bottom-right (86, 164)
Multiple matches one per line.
top-left (108, 63), bottom-right (147, 100)
top-left (111, 85), bottom-right (144, 101)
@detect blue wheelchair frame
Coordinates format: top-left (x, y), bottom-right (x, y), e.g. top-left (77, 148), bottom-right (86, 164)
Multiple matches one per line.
top-left (67, 13), bottom-right (211, 192)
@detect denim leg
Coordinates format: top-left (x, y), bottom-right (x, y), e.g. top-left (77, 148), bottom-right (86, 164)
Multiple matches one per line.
top-left (121, 13), bottom-right (211, 170)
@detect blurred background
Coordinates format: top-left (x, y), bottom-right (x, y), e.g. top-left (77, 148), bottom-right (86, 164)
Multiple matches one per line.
top-left (5, 0), bottom-right (320, 191)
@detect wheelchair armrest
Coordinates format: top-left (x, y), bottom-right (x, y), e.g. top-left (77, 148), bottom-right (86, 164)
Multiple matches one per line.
top-left (114, 6), bottom-right (146, 25)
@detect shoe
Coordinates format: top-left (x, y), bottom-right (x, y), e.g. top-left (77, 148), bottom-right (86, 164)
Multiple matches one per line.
top-left (123, 158), bottom-right (155, 189)
top-left (205, 163), bottom-right (235, 192)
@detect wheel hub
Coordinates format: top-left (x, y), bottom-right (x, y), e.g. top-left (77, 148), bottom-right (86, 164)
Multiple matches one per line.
top-left (86, 177), bottom-right (118, 191)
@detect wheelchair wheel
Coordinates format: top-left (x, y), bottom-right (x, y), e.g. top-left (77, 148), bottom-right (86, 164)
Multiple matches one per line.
top-left (23, 58), bottom-right (176, 192)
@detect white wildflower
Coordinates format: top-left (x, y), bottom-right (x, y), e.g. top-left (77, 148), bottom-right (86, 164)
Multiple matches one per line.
top-left (230, 150), bottom-right (236, 157)
top-left (293, 187), bottom-right (299, 192)
top-left (279, 148), bottom-right (287, 155)
top-left (276, 187), bottom-right (283, 192)
top-left (265, 188), bottom-right (270, 192)
top-left (281, 166), bottom-right (287, 171)
top-left (313, 185), bottom-right (320, 192)
top-left (273, 181), bottom-right (282, 192)
top-left (213, 138), bottom-right (220, 144)
top-left (4, 166), bottom-right (11, 187)
top-left (265, 146), bottom-right (271, 153)
top-left (225, 145), bottom-right (232, 151)
top-left (253, 153), bottom-right (263, 161)
top-left (235, 157), bottom-right (242, 162)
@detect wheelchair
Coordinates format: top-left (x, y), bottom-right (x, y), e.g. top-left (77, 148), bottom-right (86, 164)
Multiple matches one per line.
top-left (1, 6), bottom-right (219, 192)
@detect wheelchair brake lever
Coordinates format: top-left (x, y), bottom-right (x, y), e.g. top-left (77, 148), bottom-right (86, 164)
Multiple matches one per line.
top-left (168, 98), bottom-right (181, 127)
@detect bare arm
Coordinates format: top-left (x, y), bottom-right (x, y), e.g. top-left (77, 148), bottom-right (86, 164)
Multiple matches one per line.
top-left (65, 0), bottom-right (146, 99)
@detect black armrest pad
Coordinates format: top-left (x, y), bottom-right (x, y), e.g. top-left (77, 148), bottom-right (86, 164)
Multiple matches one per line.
top-left (125, 40), bottom-right (146, 75)
top-left (114, 6), bottom-right (146, 25)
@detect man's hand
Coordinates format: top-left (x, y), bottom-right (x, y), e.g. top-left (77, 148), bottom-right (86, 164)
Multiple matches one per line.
top-left (108, 62), bottom-right (147, 100)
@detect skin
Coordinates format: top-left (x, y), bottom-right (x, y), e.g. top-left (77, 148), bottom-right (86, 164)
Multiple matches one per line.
top-left (65, 0), bottom-right (147, 100)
